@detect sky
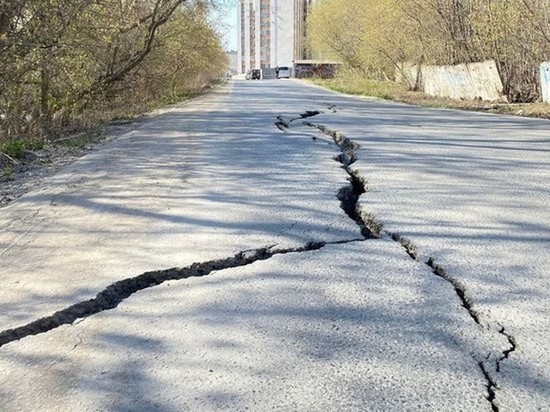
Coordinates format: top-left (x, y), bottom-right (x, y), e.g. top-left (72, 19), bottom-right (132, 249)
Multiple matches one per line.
top-left (221, 4), bottom-right (238, 51)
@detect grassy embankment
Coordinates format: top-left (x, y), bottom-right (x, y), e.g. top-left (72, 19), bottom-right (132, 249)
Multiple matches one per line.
top-left (310, 75), bottom-right (550, 119)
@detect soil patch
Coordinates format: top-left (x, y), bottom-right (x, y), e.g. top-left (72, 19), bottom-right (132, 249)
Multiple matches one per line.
top-left (0, 120), bottom-right (143, 207)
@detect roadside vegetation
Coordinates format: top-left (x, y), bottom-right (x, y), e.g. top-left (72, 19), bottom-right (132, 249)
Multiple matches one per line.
top-left (308, 0), bottom-right (550, 114)
top-left (0, 0), bottom-right (228, 155)
top-left (311, 73), bottom-right (550, 119)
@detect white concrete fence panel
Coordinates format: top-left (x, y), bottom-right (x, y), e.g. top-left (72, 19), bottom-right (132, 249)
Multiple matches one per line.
top-left (541, 62), bottom-right (550, 103)
top-left (398, 60), bottom-right (507, 102)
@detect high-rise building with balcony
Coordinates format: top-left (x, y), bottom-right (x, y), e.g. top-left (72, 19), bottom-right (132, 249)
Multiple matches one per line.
top-left (238, 0), bottom-right (317, 74)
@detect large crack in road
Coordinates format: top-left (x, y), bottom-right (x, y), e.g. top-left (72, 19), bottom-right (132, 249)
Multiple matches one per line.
top-left (303, 121), bottom-right (381, 239)
top-left (0, 107), bottom-right (365, 348)
top-left (0, 240), bottom-right (368, 348)
top-left (0, 101), bottom-right (518, 410)
top-left (294, 116), bottom-right (517, 412)
top-left (275, 110), bottom-right (321, 131)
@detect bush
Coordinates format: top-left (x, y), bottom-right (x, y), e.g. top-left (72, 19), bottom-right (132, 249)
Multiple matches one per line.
top-left (0, 0), bottom-right (228, 144)
top-left (308, 0), bottom-right (550, 102)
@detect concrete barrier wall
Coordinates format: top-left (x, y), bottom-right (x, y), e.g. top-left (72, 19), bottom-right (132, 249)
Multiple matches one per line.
top-left (396, 63), bottom-right (420, 90)
top-left (541, 62), bottom-right (550, 103)
top-left (397, 60), bottom-right (507, 102)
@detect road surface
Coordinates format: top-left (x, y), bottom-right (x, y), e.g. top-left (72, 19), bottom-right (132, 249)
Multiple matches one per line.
top-left (0, 79), bottom-right (549, 411)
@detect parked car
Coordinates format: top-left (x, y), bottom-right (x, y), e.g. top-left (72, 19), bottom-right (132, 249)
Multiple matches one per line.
top-left (277, 66), bottom-right (291, 79)
top-left (245, 69), bottom-right (261, 80)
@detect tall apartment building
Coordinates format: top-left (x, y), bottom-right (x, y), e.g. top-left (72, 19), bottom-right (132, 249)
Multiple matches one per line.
top-left (238, 0), bottom-right (316, 74)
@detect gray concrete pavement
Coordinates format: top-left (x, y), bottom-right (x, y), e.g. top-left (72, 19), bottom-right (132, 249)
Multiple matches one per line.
top-left (0, 85), bottom-right (357, 330)
top-left (0, 78), bottom-right (549, 411)
top-left (281, 81), bottom-right (550, 410)
top-left (0, 241), bottom-right (491, 411)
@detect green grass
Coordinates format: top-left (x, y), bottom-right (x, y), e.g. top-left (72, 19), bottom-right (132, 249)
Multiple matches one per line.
top-left (311, 76), bottom-right (404, 100)
top-left (0, 139), bottom-right (44, 159)
top-left (0, 140), bottom-right (26, 158)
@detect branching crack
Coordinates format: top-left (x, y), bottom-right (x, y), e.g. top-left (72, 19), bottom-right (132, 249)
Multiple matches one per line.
top-left (314, 101), bottom-right (337, 113)
top-left (275, 110), bottom-right (321, 131)
top-left (303, 121), bottom-right (380, 239)
top-left (479, 360), bottom-right (499, 412)
top-left (496, 327), bottom-right (517, 373)
top-left (304, 122), bottom-right (357, 166)
top-left (299, 110), bottom-right (321, 119)
top-left (275, 116), bottom-right (289, 131)
top-left (301, 119), bottom-right (517, 412)
top-left (0, 240), bottom-right (356, 348)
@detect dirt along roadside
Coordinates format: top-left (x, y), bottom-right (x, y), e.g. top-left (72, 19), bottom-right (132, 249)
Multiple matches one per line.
top-left (0, 79), bottom-right (231, 208)
top-left (0, 119), bottom-right (144, 207)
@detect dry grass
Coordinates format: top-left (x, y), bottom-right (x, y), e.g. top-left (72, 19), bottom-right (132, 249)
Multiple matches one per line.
top-left (0, 85), bottom-right (211, 151)
top-left (310, 76), bottom-right (550, 120)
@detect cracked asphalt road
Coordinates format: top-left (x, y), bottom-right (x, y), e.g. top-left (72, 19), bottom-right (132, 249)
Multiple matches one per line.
top-left (290, 85), bottom-right (550, 411)
top-left (0, 79), bottom-right (549, 411)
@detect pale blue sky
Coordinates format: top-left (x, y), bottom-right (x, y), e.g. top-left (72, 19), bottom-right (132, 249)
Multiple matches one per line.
top-left (221, 4), bottom-right (238, 51)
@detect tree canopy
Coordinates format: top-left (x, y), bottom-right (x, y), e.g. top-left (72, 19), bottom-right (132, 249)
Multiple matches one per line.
top-left (0, 0), bottom-right (228, 142)
top-left (308, 0), bottom-right (550, 101)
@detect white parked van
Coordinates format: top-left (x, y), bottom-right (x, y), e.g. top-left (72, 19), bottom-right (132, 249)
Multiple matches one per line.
top-left (277, 66), bottom-right (291, 79)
